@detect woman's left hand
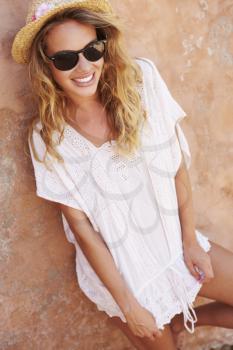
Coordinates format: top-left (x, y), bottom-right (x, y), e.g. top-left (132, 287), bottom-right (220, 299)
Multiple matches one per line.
top-left (183, 238), bottom-right (214, 283)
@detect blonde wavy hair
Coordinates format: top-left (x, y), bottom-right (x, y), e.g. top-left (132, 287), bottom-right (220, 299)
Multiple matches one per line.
top-left (28, 8), bottom-right (147, 168)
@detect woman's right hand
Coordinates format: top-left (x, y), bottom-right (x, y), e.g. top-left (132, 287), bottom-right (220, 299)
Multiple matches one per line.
top-left (124, 299), bottom-right (162, 340)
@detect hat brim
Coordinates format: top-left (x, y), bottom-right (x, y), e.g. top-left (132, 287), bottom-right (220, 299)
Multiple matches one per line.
top-left (12, 0), bottom-right (112, 64)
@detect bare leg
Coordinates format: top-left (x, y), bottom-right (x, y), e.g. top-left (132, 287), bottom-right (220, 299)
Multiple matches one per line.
top-left (193, 301), bottom-right (233, 328)
top-left (171, 301), bottom-right (233, 336)
top-left (140, 325), bottom-right (177, 350)
top-left (108, 317), bottom-right (177, 350)
top-left (198, 241), bottom-right (233, 305)
top-left (171, 240), bottom-right (233, 335)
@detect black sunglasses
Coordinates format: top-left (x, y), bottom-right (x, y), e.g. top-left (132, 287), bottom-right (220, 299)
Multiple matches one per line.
top-left (45, 39), bottom-right (107, 71)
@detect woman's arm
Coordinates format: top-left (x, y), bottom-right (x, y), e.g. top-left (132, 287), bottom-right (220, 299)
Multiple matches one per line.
top-left (58, 204), bottom-right (161, 339)
top-left (175, 154), bottom-right (214, 282)
top-left (175, 155), bottom-right (196, 245)
top-left (58, 204), bottom-right (136, 313)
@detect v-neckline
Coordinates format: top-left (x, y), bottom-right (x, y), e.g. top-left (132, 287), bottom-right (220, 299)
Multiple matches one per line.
top-left (65, 121), bottom-right (116, 150)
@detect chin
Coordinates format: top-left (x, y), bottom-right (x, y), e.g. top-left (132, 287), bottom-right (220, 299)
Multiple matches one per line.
top-left (74, 86), bottom-right (99, 98)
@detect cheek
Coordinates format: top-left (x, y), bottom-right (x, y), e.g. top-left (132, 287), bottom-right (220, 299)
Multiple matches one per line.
top-left (50, 65), bottom-right (69, 86)
top-left (95, 59), bottom-right (104, 76)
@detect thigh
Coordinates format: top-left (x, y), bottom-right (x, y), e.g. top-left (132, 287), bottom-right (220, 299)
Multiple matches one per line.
top-left (198, 240), bottom-right (233, 305)
top-left (108, 316), bottom-right (176, 350)
top-left (140, 324), bottom-right (176, 350)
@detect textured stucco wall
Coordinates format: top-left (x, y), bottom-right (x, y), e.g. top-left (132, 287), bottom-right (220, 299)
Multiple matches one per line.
top-left (1, 1), bottom-right (233, 349)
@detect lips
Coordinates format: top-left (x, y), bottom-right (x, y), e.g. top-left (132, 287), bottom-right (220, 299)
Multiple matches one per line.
top-left (75, 73), bottom-right (94, 83)
top-left (72, 72), bottom-right (95, 87)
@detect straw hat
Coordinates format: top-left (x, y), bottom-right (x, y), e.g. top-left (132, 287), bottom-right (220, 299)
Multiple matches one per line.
top-left (12, 0), bottom-right (113, 64)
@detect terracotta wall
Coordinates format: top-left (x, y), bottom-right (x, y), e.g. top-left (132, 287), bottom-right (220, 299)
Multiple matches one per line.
top-left (1, 1), bottom-right (233, 349)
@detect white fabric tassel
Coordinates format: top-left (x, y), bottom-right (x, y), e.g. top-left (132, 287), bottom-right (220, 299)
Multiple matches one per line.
top-left (169, 266), bottom-right (198, 333)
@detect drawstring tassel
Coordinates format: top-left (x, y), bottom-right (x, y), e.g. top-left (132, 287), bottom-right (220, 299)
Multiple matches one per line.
top-left (169, 266), bottom-right (198, 333)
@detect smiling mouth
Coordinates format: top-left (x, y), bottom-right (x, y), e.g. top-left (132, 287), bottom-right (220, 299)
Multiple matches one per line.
top-left (73, 73), bottom-right (95, 85)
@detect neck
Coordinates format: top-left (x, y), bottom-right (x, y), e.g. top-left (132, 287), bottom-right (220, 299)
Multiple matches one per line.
top-left (66, 94), bottom-right (106, 125)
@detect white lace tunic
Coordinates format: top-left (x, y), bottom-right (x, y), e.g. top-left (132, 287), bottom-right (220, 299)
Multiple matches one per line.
top-left (29, 57), bottom-right (211, 333)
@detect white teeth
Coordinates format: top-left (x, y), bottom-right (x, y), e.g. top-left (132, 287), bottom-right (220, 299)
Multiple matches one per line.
top-left (75, 74), bottom-right (94, 83)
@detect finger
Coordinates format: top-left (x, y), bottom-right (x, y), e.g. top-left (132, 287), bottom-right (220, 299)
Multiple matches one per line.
top-left (135, 331), bottom-right (144, 338)
top-left (202, 272), bottom-right (213, 283)
top-left (185, 260), bottom-right (200, 280)
top-left (153, 329), bottom-right (162, 338)
top-left (201, 263), bottom-right (214, 282)
top-left (194, 263), bottom-right (211, 282)
top-left (198, 271), bottom-right (212, 283)
top-left (195, 268), bottom-right (208, 283)
top-left (151, 318), bottom-right (162, 337)
top-left (147, 332), bottom-right (158, 341)
top-left (136, 328), bottom-right (146, 338)
top-left (149, 313), bottom-right (161, 337)
top-left (144, 325), bottom-right (161, 340)
top-left (149, 333), bottom-right (158, 341)
top-left (145, 331), bottom-right (155, 341)
top-left (132, 325), bottom-right (145, 338)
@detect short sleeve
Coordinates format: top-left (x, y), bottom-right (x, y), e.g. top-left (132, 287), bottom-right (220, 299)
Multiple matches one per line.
top-left (136, 57), bottom-right (191, 170)
top-left (28, 122), bottom-right (84, 211)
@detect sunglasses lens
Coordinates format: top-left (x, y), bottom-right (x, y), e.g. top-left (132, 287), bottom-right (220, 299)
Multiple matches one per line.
top-left (84, 41), bottom-right (105, 62)
top-left (50, 41), bottom-right (106, 71)
top-left (54, 52), bottom-right (79, 71)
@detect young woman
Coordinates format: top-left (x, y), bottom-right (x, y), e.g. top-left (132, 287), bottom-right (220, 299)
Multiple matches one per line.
top-left (12, 1), bottom-right (233, 349)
